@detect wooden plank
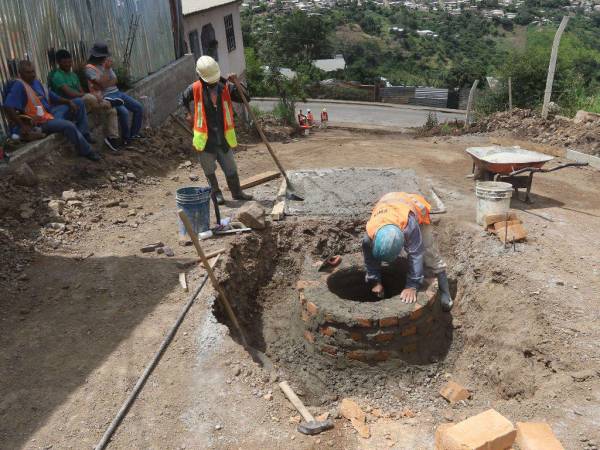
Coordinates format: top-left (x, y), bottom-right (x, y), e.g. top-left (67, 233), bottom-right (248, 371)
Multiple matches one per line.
top-left (239, 170), bottom-right (281, 189)
top-left (271, 201), bottom-right (285, 221)
top-left (179, 273), bottom-right (188, 292)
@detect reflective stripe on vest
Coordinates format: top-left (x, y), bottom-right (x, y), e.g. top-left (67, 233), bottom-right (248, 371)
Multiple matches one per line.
top-left (366, 192), bottom-right (431, 239)
top-left (191, 80), bottom-right (238, 152)
top-left (17, 79), bottom-right (54, 124)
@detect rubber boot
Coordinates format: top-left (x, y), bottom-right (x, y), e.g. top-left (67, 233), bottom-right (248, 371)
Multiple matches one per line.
top-left (206, 173), bottom-right (225, 205)
top-left (226, 173), bottom-right (253, 201)
top-left (437, 271), bottom-right (454, 312)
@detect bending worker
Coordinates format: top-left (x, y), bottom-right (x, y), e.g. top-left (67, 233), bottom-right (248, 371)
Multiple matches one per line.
top-left (180, 56), bottom-right (252, 204)
top-left (362, 192), bottom-right (453, 312)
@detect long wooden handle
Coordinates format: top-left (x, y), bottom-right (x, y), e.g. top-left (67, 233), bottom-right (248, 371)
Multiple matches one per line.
top-left (231, 76), bottom-right (292, 185)
top-left (279, 381), bottom-right (314, 423)
top-left (178, 210), bottom-right (248, 347)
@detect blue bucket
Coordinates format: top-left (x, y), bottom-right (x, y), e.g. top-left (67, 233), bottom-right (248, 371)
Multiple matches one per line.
top-left (176, 186), bottom-right (212, 238)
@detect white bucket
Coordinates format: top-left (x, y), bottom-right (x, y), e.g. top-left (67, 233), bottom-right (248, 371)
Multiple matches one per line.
top-left (475, 181), bottom-right (513, 225)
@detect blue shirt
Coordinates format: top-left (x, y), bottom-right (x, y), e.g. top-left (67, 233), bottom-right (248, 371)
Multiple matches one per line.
top-left (363, 212), bottom-right (425, 289)
top-left (4, 79), bottom-right (62, 112)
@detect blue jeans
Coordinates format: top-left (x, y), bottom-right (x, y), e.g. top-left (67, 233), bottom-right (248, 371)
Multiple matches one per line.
top-left (107, 91), bottom-right (143, 139)
top-left (50, 98), bottom-right (90, 136)
top-left (42, 99), bottom-right (92, 156)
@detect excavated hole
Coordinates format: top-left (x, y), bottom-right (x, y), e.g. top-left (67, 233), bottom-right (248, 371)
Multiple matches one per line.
top-left (326, 262), bottom-right (408, 302)
top-left (212, 220), bottom-right (467, 407)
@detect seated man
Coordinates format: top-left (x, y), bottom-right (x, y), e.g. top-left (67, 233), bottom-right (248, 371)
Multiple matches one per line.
top-left (85, 43), bottom-right (144, 144)
top-left (362, 192), bottom-right (453, 311)
top-left (49, 49), bottom-right (120, 152)
top-left (3, 60), bottom-right (100, 161)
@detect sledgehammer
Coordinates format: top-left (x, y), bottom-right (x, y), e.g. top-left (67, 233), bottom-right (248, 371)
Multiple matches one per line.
top-left (279, 381), bottom-right (334, 435)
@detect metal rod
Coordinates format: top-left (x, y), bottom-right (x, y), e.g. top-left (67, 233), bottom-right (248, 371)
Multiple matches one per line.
top-left (94, 256), bottom-right (220, 450)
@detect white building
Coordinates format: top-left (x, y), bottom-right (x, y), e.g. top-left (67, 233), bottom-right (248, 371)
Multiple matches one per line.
top-left (181, 0), bottom-right (247, 79)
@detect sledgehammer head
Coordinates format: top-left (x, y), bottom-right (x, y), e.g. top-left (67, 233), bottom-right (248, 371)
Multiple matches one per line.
top-left (297, 418), bottom-right (334, 435)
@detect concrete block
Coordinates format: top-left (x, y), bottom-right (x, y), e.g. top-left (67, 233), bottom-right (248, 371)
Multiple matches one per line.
top-left (439, 409), bottom-right (516, 450)
top-left (436, 423), bottom-right (455, 450)
top-left (515, 422), bottom-right (564, 450)
top-left (566, 149), bottom-right (600, 170)
top-left (439, 381), bottom-right (471, 403)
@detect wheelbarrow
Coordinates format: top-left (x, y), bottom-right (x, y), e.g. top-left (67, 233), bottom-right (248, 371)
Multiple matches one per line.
top-left (466, 146), bottom-right (588, 202)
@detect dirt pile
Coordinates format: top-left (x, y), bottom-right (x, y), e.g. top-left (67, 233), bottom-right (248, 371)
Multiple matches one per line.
top-left (473, 108), bottom-right (600, 155)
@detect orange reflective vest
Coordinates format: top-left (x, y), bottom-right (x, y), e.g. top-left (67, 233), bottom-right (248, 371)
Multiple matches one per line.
top-left (366, 192), bottom-right (431, 239)
top-left (321, 111), bottom-right (328, 121)
top-left (18, 79), bottom-right (54, 124)
top-left (192, 80), bottom-right (238, 152)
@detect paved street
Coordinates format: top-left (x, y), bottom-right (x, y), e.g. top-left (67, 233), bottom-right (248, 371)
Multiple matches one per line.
top-left (251, 99), bottom-right (465, 129)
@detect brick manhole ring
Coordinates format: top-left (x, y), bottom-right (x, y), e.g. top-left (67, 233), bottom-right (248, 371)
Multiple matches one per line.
top-left (297, 253), bottom-right (441, 365)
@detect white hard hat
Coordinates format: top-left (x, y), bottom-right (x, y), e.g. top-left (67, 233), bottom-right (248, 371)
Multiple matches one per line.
top-left (196, 55), bottom-right (221, 84)
top-left (307, 109), bottom-right (311, 112)
top-left (323, 108), bottom-right (327, 112)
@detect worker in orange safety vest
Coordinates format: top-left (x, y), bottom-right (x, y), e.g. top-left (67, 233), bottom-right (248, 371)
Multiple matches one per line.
top-left (320, 108), bottom-right (328, 128)
top-left (362, 192), bottom-right (453, 311)
top-left (179, 56), bottom-right (252, 204)
top-left (306, 109), bottom-right (314, 126)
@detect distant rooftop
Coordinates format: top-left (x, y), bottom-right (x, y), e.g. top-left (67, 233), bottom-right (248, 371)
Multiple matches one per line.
top-left (313, 55), bottom-right (346, 72)
top-left (182, 0), bottom-right (240, 16)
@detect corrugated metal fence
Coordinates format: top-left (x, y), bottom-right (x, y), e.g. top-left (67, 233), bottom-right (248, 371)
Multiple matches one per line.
top-left (0, 0), bottom-right (176, 135)
top-left (381, 86), bottom-right (450, 108)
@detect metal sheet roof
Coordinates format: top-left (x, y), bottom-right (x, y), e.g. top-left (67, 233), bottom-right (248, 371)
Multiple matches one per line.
top-left (182, 0), bottom-right (240, 16)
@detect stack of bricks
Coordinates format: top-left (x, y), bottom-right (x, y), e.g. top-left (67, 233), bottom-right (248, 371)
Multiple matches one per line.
top-left (296, 254), bottom-right (443, 364)
top-left (435, 409), bottom-right (564, 450)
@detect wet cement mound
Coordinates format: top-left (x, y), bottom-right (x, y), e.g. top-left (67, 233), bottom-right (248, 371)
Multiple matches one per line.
top-left (213, 220), bottom-right (456, 407)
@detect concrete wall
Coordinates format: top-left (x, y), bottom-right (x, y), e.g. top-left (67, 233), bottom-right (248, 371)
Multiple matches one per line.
top-left (128, 54), bottom-right (196, 127)
top-left (182, 2), bottom-right (246, 79)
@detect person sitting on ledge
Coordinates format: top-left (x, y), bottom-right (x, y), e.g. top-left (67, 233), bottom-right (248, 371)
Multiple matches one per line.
top-left (3, 60), bottom-right (100, 161)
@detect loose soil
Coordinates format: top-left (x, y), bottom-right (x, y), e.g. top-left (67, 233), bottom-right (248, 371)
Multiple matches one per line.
top-left (1, 123), bottom-right (599, 449)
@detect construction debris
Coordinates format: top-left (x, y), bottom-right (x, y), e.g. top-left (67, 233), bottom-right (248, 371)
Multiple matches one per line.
top-left (483, 213), bottom-right (527, 243)
top-left (439, 381), bottom-right (471, 404)
top-left (238, 170), bottom-right (281, 190)
top-left (236, 201), bottom-right (266, 230)
top-left (179, 273), bottom-right (188, 292)
top-left (140, 242), bottom-right (164, 253)
top-left (340, 398), bottom-right (370, 439)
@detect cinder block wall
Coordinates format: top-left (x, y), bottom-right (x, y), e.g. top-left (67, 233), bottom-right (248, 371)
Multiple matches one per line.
top-left (128, 54), bottom-right (196, 127)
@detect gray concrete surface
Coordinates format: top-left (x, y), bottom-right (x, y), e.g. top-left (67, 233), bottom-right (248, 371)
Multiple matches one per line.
top-left (251, 99), bottom-right (465, 129)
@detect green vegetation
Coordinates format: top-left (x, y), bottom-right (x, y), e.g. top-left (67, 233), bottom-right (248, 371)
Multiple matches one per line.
top-left (242, 3), bottom-right (600, 116)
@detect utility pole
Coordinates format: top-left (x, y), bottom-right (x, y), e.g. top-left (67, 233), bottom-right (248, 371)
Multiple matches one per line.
top-left (465, 79), bottom-right (479, 126)
top-left (542, 16), bottom-right (569, 119)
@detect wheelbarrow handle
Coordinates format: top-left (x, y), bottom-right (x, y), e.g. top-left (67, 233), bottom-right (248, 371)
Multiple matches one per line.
top-left (509, 162), bottom-right (589, 177)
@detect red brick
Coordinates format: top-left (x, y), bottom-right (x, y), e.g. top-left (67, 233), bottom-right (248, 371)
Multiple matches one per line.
top-left (401, 343), bottom-right (418, 353)
top-left (306, 301), bottom-right (318, 317)
top-left (373, 332), bottom-right (395, 342)
top-left (435, 423), bottom-right (455, 450)
top-left (320, 344), bottom-right (338, 356)
top-left (439, 409), bottom-right (516, 450)
top-left (497, 222), bottom-right (527, 243)
top-left (347, 350), bottom-right (368, 362)
top-left (350, 332), bottom-right (362, 342)
top-left (303, 330), bottom-right (315, 343)
top-left (319, 326), bottom-right (336, 337)
top-left (410, 303), bottom-right (424, 320)
top-left (355, 318), bottom-right (372, 328)
top-left (373, 351), bottom-right (390, 361)
top-left (379, 316), bottom-right (399, 327)
top-left (439, 381), bottom-right (471, 404)
top-left (516, 422), bottom-right (564, 450)
top-left (323, 312), bottom-right (336, 322)
top-left (401, 324), bottom-right (417, 336)
top-left (301, 309), bottom-right (310, 322)
top-left (483, 212), bottom-right (518, 227)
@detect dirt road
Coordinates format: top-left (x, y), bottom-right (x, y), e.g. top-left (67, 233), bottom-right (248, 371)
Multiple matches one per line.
top-left (1, 126), bottom-right (599, 449)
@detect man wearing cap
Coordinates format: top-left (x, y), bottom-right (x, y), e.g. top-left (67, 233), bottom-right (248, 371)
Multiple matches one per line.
top-left (85, 43), bottom-right (144, 144)
top-left (179, 55), bottom-right (252, 204)
top-left (362, 192), bottom-right (453, 311)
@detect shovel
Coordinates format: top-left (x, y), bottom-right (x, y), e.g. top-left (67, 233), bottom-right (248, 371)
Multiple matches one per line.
top-left (230, 75), bottom-right (304, 201)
